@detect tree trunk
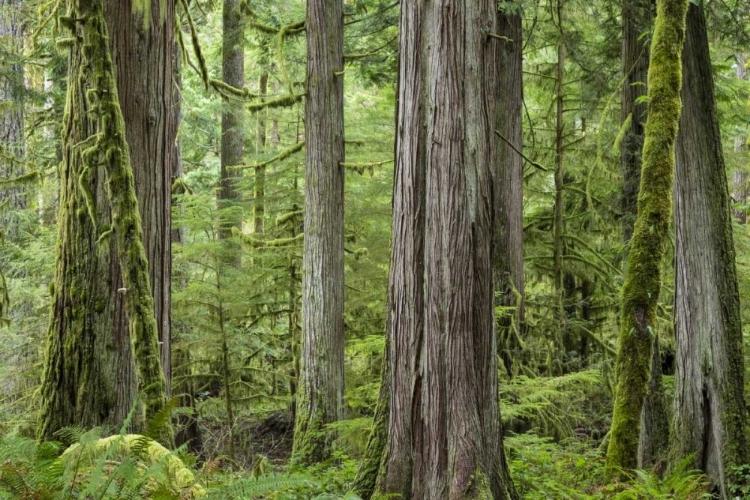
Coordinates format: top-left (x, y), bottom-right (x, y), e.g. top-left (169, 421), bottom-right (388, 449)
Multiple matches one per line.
top-left (606, 0), bottom-right (689, 474)
top-left (495, 1), bottom-right (525, 379)
top-left (219, 0), bottom-right (244, 240)
top-left (637, 334), bottom-right (669, 471)
top-left (553, 0), bottom-right (566, 302)
top-left (0, 0), bottom-right (25, 224)
top-left (292, 0), bottom-right (346, 464)
top-left (39, 0), bottom-right (169, 444)
top-left (731, 55), bottom-right (747, 224)
top-left (620, 0), bottom-right (670, 470)
top-left (104, 0), bottom-right (178, 396)
top-left (672, 5), bottom-right (748, 496)
top-left (370, 0), bottom-right (518, 497)
top-left (620, 0), bottom-right (651, 244)
top-left (254, 69), bottom-right (268, 234)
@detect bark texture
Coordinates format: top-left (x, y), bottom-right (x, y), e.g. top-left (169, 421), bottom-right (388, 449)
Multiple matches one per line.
top-left (606, 0), bottom-right (688, 473)
top-left (367, 0), bottom-right (518, 497)
top-left (293, 0), bottom-right (346, 464)
top-left (495, 2), bottom-right (525, 378)
top-left (39, 0), bottom-right (169, 443)
top-left (104, 0), bottom-right (178, 395)
top-left (672, 5), bottom-right (748, 496)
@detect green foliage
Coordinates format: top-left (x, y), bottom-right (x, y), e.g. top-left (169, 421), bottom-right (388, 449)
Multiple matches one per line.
top-left (501, 369), bottom-right (609, 440)
top-left (508, 434), bottom-right (709, 499)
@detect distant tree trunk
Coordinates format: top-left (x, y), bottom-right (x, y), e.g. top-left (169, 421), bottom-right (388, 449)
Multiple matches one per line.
top-left (104, 0), bottom-right (178, 396)
top-left (620, 0), bottom-right (651, 244)
top-left (606, 0), bottom-right (689, 474)
top-left (39, 0), bottom-right (169, 444)
top-left (495, 1), bottom-right (525, 378)
top-left (0, 0), bottom-right (25, 223)
top-left (553, 0), bottom-right (566, 302)
top-left (219, 0), bottom-right (244, 240)
top-left (731, 55), bottom-right (747, 224)
top-left (367, 0), bottom-right (518, 497)
top-left (254, 69), bottom-right (268, 234)
top-left (672, 5), bottom-right (748, 496)
top-left (292, 0), bottom-right (346, 465)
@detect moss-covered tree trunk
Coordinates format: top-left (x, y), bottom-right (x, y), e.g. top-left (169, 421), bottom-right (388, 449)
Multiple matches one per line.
top-left (605, 0), bottom-right (689, 474)
top-left (292, 0), bottom-right (346, 465)
top-left (39, 0), bottom-right (169, 443)
top-left (619, 0), bottom-right (670, 471)
top-left (219, 0), bottom-right (244, 244)
top-left (671, 5), bottom-right (748, 496)
top-left (620, 0), bottom-right (651, 244)
top-left (495, 0), bottom-right (525, 378)
top-left (364, 0), bottom-right (518, 497)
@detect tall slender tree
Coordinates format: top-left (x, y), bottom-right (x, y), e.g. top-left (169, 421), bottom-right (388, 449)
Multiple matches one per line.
top-left (362, 0), bottom-right (519, 497)
top-left (219, 0), bottom-right (244, 242)
top-left (671, 4), bottom-right (747, 496)
top-left (292, 0), bottom-right (346, 464)
top-left (495, 0), bottom-right (525, 378)
top-left (620, 0), bottom-right (651, 244)
top-left (606, 0), bottom-right (689, 473)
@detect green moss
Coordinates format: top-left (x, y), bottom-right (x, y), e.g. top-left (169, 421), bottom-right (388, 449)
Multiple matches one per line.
top-left (606, 0), bottom-right (689, 476)
top-left (291, 391), bottom-right (330, 466)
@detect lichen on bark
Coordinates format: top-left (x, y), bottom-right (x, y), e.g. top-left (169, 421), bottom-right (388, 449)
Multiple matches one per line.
top-left (606, 0), bottom-right (689, 474)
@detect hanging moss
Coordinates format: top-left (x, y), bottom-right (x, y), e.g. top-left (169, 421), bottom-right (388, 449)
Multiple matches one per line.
top-left (39, 0), bottom-right (171, 445)
top-left (606, 0), bottom-right (689, 475)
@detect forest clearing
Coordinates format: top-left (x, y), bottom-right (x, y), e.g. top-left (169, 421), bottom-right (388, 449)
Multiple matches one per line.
top-left (1, 0), bottom-right (750, 498)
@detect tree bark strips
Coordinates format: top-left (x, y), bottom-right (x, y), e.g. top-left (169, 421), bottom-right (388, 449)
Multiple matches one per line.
top-left (495, 2), bottom-right (525, 378)
top-left (363, 0), bottom-right (519, 497)
top-left (293, 0), bottom-right (346, 464)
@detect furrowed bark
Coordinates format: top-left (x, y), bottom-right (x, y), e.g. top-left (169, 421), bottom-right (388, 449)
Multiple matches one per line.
top-left (371, 0), bottom-right (518, 497)
top-left (495, 1), bottom-right (525, 378)
top-left (672, 5), bottom-right (748, 496)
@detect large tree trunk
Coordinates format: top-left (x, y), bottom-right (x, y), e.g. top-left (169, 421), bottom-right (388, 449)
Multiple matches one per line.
top-left (0, 0), bottom-right (25, 222)
top-left (104, 0), bottom-right (178, 396)
top-left (39, 0), bottom-right (169, 443)
top-left (672, 5), bottom-right (748, 496)
top-left (606, 0), bottom-right (689, 474)
top-left (292, 0), bottom-right (346, 464)
top-left (370, 0), bottom-right (518, 497)
top-left (495, 1), bottom-right (525, 378)
top-left (219, 0), bottom-right (244, 240)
